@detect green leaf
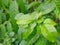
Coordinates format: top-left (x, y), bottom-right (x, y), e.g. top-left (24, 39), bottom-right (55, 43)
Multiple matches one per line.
top-left (22, 22), bottom-right (36, 39)
top-left (26, 25), bottom-right (37, 42)
top-left (44, 18), bottom-right (57, 26)
top-left (16, 14), bottom-right (32, 25)
top-left (7, 21), bottom-right (12, 33)
top-left (40, 24), bottom-right (58, 42)
top-left (37, 25), bottom-right (41, 34)
top-left (1, 25), bottom-right (6, 38)
top-left (3, 37), bottom-right (12, 45)
top-left (9, 0), bottom-right (19, 17)
top-left (15, 12), bottom-right (39, 25)
top-left (54, 0), bottom-right (60, 20)
top-left (27, 33), bottom-right (40, 45)
top-left (17, 26), bottom-right (22, 42)
top-left (34, 37), bottom-right (47, 45)
top-left (54, 8), bottom-right (60, 20)
top-left (37, 17), bottom-right (45, 24)
top-left (9, 0), bottom-right (19, 32)
top-left (15, 13), bottom-right (24, 20)
top-left (35, 1), bottom-right (55, 15)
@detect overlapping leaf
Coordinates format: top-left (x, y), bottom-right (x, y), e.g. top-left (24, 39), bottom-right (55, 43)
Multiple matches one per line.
top-left (40, 24), bottom-right (58, 42)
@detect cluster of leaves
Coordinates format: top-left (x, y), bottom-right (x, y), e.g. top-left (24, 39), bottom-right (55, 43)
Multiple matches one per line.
top-left (0, 0), bottom-right (60, 45)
